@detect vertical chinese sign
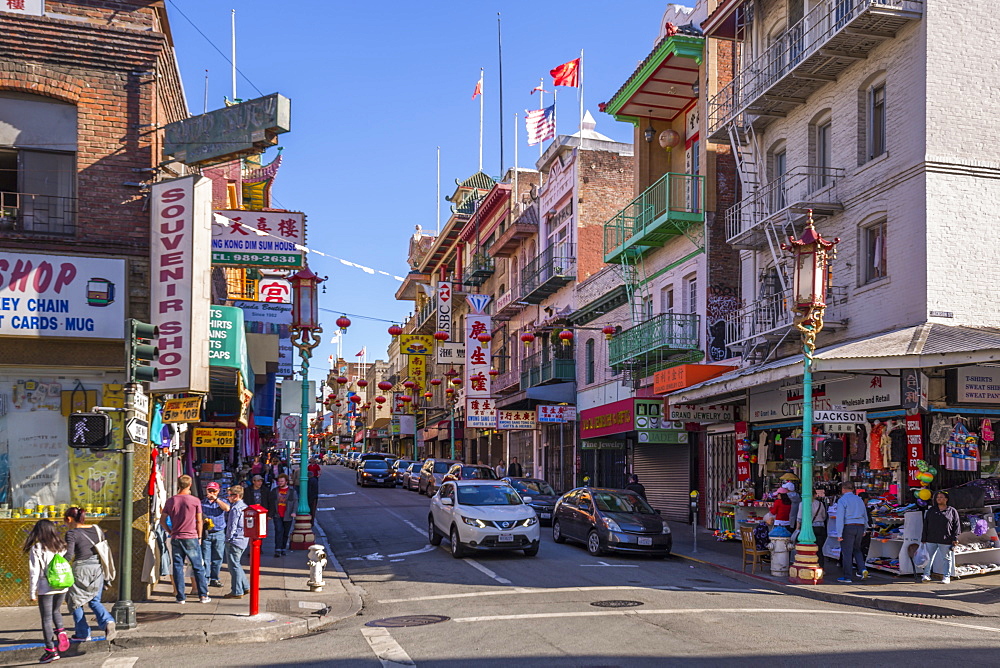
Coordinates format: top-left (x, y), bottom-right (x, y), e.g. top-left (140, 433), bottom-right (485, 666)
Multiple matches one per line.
top-left (464, 294), bottom-right (492, 427)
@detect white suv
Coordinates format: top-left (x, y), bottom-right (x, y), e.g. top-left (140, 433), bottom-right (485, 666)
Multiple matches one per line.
top-left (429, 480), bottom-right (540, 558)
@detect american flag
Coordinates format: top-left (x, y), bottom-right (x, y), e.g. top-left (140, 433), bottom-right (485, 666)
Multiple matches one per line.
top-left (525, 105), bottom-right (555, 146)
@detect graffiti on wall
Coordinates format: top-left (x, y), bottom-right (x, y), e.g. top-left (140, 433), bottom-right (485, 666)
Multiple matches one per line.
top-left (706, 284), bottom-right (741, 362)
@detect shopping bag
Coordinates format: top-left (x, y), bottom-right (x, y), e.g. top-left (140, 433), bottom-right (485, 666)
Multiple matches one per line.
top-left (913, 543), bottom-right (930, 569)
top-left (822, 536), bottom-right (841, 561)
top-left (86, 526), bottom-right (117, 585)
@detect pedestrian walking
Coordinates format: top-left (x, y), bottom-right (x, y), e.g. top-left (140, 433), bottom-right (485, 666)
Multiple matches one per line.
top-left (835, 481), bottom-right (869, 583)
top-left (920, 490), bottom-right (960, 584)
top-left (625, 474), bottom-right (647, 500)
top-left (507, 457), bottom-right (524, 478)
top-left (24, 519), bottom-right (71, 664)
top-left (270, 473), bottom-right (298, 557)
top-left (494, 459), bottom-right (507, 478)
top-left (307, 468), bottom-right (320, 521)
top-left (785, 482), bottom-right (802, 532)
top-left (250, 456), bottom-right (264, 478)
top-left (160, 474), bottom-right (211, 604)
top-left (809, 488), bottom-right (829, 571)
top-left (769, 483), bottom-right (792, 528)
top-left (63, 507), bottom-right (116, 643)
top-left (200, 481), bottom-right (229, 588)
top-left (245, 474), bottom-right (272, 510)
top-left (224, 485), bottom-right (250, 599)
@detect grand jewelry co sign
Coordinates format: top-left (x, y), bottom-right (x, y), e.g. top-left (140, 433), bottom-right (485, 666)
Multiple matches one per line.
top-left (150, 176), bottom-right (212, 394)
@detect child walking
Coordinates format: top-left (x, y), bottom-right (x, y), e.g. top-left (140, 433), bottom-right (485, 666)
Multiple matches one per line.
top-left (24, 519), bottom-right (72, 663)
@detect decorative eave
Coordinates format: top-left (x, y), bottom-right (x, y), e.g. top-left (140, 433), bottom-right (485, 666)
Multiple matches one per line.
top-left (395, 271), bottom-right (431, 301)
top-left (460, 183), bottom-right (511, 243)
top-left (701, 0), bottom-right (744, 41)
top-left (602, 34), bottom-right (704, 126)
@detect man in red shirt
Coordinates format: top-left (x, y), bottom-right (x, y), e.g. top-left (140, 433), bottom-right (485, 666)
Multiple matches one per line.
top-left (160, 475), bottom-right (210, 604)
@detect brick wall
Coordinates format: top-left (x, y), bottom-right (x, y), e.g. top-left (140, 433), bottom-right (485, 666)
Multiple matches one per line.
top-left (578, 148), bottom-right (634, 281)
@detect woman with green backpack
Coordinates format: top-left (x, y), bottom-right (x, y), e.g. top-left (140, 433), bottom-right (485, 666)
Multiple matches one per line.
top-left (24, 518), bottom-right (73, 664)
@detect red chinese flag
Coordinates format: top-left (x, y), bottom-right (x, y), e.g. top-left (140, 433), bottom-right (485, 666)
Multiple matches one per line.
top-left (472, 79), bottom-right (482, 100)
top-left (550, 58), bottom-right (580, 87)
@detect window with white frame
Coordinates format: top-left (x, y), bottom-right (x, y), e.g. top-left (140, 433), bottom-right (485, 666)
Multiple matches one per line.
top-left (863, 219), bottom-right (887, 283)
top-left (683, 274), bottom-right (697, 314)
top-left (816, 121), bottom-right (832, 188)
top-left (867, 84), bottom-right (886, 161)
top-left (661, 286), bottom-right (675, 314)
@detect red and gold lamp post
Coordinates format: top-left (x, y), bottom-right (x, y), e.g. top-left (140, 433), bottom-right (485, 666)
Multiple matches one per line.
top-left (782, 211), bottom-right (838, 584)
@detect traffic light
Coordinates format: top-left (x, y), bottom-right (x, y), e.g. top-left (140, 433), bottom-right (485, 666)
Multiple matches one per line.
top-left (68, 412), bottom-right (113, 449)
top-left (128, 318), bottom-right (159, 383)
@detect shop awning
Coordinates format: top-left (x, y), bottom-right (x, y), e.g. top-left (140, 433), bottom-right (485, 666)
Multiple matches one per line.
top-left (666, 323), bottom-right (1000, 405)
top-left (526, 382), bottom-right (576, 404)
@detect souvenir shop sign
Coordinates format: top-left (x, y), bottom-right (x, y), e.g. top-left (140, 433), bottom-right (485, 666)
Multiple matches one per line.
top-left (192, 428), bottom-right (235, 448)
top-left (150, 176), bottom-right (212, 394)
top-left (668, 403), bottom-right (734, 422)
top-left (162, 397), bottom-right (202, 423)
top-left (0, 252), bottom-right (125, 339)
top-left (813, 410), bottom-right (866, 424)
top-left (905, 415), bottom-right (924, 487)
top-left (212, 210), bottom-right (305, 268)
top-left (946, 366), bottom-right (1000, 404)
top-left (498, 410), bottom-right (536, 430)
top-left (749, 373), bottom-right (899, 420)
top-left (466, 398), bottom-right (497, 428)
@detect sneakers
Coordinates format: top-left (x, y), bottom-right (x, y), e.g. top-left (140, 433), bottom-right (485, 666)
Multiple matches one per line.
top-left (921, 575), bottom-right (932, 583)
top-left (39, 649), bottom-right (59, 664)
top-left (942, 577), bottom-right (952, 584)
top-left (860, 569), bottom-right (870, 579)
top-left (69, 635), bottom-right (91, 643)
top-left (837, 577), bottom-right (853, 583)
top-left (199, 596), bottom-right (212, 604)
top-left (56, 630), bottom-right (70, 653)
top-left (104, 621), bottom-right (117, 643)
top-left (209, 579), bottom-right (223, 588)
top-left (175, 598), bottom-right (186, 604)
top-left (223, 593), bottom-right (245, 599)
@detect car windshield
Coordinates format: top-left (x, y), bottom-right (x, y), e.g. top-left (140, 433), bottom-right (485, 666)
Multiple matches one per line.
top-left (512, 480), bottom-right (555, 496)
top-left (593, 492), bottom-right (656, 514)
top-left (462, 467), bottom-right (498, 479)
top-left (457, 484), bottom-right (522, 506)
top-left (396, 460), bottom-right (412, 469)
top-left (433, 462), bottom-right (452, 474)
top-left (363, 460), bottom-right (389, 470)
top-left (408, 463), bottom-right (421, 472)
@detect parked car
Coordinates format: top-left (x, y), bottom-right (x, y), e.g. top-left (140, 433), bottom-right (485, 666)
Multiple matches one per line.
top-left (504, 477), bottom-right (559, 526)
top-left (418, 458), bottom-right (461, 496)
top-left (392, 459), bottom-right (415, 485)
top-left (402, 462), bottom-right (423, 491)
top-left (442, 464), bottom-right (499, 483)
top-left (551, 487), bottom-right (671, 557)
top-left (359, 453), bottom-right (391, 469)
top-left (428, 480), bottom-right (540, 557)
top-left (357, 458), bottom-right (395, 487)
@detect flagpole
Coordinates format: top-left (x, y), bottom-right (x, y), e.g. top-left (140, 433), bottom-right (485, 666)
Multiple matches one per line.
top-left (579, 49), bottom-right (585, 140)
top-left (514, 111), bottom-right (519, 206)
top-left (478, 68), bottom-right (484, 173)
top-left (497, 13), bottom-right (505, 177)
top-left (436, 146), bottom-right (441, 235)
top-left (553, 88), bottom-right (558, 139)
top-left (538, 78), bottom-right (544, 158)
top-left (231, 9), bottom-right (237, 101)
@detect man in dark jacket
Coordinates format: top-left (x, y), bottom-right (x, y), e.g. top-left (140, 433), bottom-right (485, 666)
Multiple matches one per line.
top-left (625, 474), bottom-right (647, 500)
top-left (245, 475), bottom-right (272, 511)
top-left (507, 458), bottom-right (524, 478)
top-left (921, 490), bottom-right (960, 584)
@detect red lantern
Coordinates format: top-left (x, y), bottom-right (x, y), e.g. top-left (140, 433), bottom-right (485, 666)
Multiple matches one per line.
top-left (349, 395), bottom-right (361, 404)
top-left (336, 376), bottom-right (348, 385)
top-left (375, 395), bottom-right (386, 404)
top-left (388, 324), bottom-right (403, 337)
top-left (378, 380), bottom-right (392, 391)
top-left (357, 379), bottom-right (368, 388)
top-left (430, 378), bottom-right (442, 386)
top-left (433, 331), bottom-right (449, 341)
top-left (423, 391), bottom-right (433, 399)
top-left (336, 315), bottom-right (351, 332)
top-left (403, 380), bottom-right (417, 390)
top-left (400, 395), bottom-right (413, 404)
top-left (445, 388), bottom-right (455, 396)
top-left (488, 368), bottom-right (499, 377)
top-left (450, 377), bottom-right (462, 387)
top-left (602, 325), bottom-right (616, 341)
top-left (445, 368), bottom-right (458, 378)
top-left (477, 332), bottom-right (492, 345)
top-left (520, 332), bottom-right (536, 347)
top-left (335, 401), bottom-right (342, 407)
top-left (559, 329), bottom-right (574, 347)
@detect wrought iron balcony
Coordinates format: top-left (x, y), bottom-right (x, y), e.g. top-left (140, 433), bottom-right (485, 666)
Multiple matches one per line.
top-left (707, 0), bottom-right (922, 140)
top-left (725, 166), bottom-right (844, 249)
top-left (494, 366), bottom-right (520, 393)
top-left (520, 243), bottom-right (576, 304)
top-left (520, 350), bottom-right (575, 388)
top-left (722, 286), bottom-right (848, 349)
top-left (465, 252), bottom-right (495, 287)
top-left (415, 298), bottom-right (436, 331)
top-left (603, 172), bottom-right (705, 264)
top-left (0, 192), bottom-right (77, 235)
top-left (609, 312), bottom-right (701, 371)
top-left (493, 289), bottom-right (524, 320)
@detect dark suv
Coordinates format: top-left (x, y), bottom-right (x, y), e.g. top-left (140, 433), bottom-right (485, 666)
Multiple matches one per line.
top-left (357, 458), bottom-right (394, 487)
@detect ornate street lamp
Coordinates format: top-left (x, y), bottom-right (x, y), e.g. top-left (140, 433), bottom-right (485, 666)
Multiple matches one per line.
top-left (288, 265), bottom-right (325, 551)
top-left (782, 211), bottom-right (838, 585)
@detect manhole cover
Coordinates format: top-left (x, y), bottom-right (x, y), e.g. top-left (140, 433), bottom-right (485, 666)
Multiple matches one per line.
top-left (135, 611), bottom-right (183, 623)
top-left (365, 614), bottom-right (451, 628)
top-left (590, 600), bottom-right (644, 608)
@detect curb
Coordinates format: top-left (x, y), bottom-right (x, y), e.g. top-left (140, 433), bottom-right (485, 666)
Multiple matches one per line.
top-left (675, 551), bottom-right (984, 618)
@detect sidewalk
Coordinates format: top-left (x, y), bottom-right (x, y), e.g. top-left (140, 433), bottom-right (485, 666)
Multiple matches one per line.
top-left (0, 524), bottom-right (361, 665)
top-left (672, 525), bottom-right (1000, 617)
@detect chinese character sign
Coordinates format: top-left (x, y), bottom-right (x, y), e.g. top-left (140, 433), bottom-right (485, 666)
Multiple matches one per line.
top-left (257, 278), bottom-right (292, 303)
top-left (466, 398), bottom-right (497, 428)
top-left (407, 355), bottom-right (426, 391)
top-left (465, 315), bottom-right (492, 398)
top-left (537, 405), bottom-right (568, 423)
top-left (497, 410), bottom-right (536, 430)
top-left (212, 210), bottom-right (305, 268)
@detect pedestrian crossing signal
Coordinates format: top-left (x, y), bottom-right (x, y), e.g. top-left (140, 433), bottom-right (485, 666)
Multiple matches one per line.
top-left (68, 412), bottom-right (113, 449)
top-left (128, 319), bottom-right (159, 383)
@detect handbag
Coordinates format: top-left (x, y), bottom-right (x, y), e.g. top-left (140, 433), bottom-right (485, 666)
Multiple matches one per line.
top-left (84, 526), bottom-right (117, 585)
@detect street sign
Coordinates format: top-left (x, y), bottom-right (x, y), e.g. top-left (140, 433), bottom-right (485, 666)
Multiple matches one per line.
top-left (128, 388), bottom-right (149, 416)
top-left (125, 417), bottom-right (149, 445)
top-left (813, 410), bottom-right (866, 424)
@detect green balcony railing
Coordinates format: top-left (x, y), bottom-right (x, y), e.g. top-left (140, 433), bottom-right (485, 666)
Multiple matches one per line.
top-left (609, 312), bottom-right (701, 370)
top-left (603, 172), bottom-right (705, 264)
top-left (520, 350), bottom-right (575, 388)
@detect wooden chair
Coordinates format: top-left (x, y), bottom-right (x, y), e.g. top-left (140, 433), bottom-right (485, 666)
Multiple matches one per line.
top-left (740, 525), bottom-right (769, 574)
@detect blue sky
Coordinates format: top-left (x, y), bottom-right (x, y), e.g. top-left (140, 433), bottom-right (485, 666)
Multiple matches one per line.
top-left (167, 1), bottom-right (679, 381)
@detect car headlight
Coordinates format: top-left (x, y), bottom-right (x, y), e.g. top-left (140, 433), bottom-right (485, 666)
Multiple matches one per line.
top-left (602, 517), bottom-right (621, 532)
top-left (462, 516), bottom-right (487, 528)
top-left (363, 472), bottom-right (372, 477)
top-left (523, 516), bottom-right (538, 526)
top-left (661, 521), bottom-right (671, 535)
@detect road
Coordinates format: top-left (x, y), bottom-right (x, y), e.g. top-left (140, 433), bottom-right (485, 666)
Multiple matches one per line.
top-left (58, 465), bottom-right (1000, 666)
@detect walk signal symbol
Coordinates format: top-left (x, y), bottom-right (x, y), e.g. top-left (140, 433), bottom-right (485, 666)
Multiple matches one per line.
top-left (68, 412), bottom-right (113, 449)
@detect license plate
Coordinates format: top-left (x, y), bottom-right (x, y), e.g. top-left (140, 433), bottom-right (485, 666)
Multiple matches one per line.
top-left (540, 512), bottom-right (551, 519)
top-left (498, 533), bottom-right (514, 543)
top-left (638, 536), bottom-right (653, 546)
